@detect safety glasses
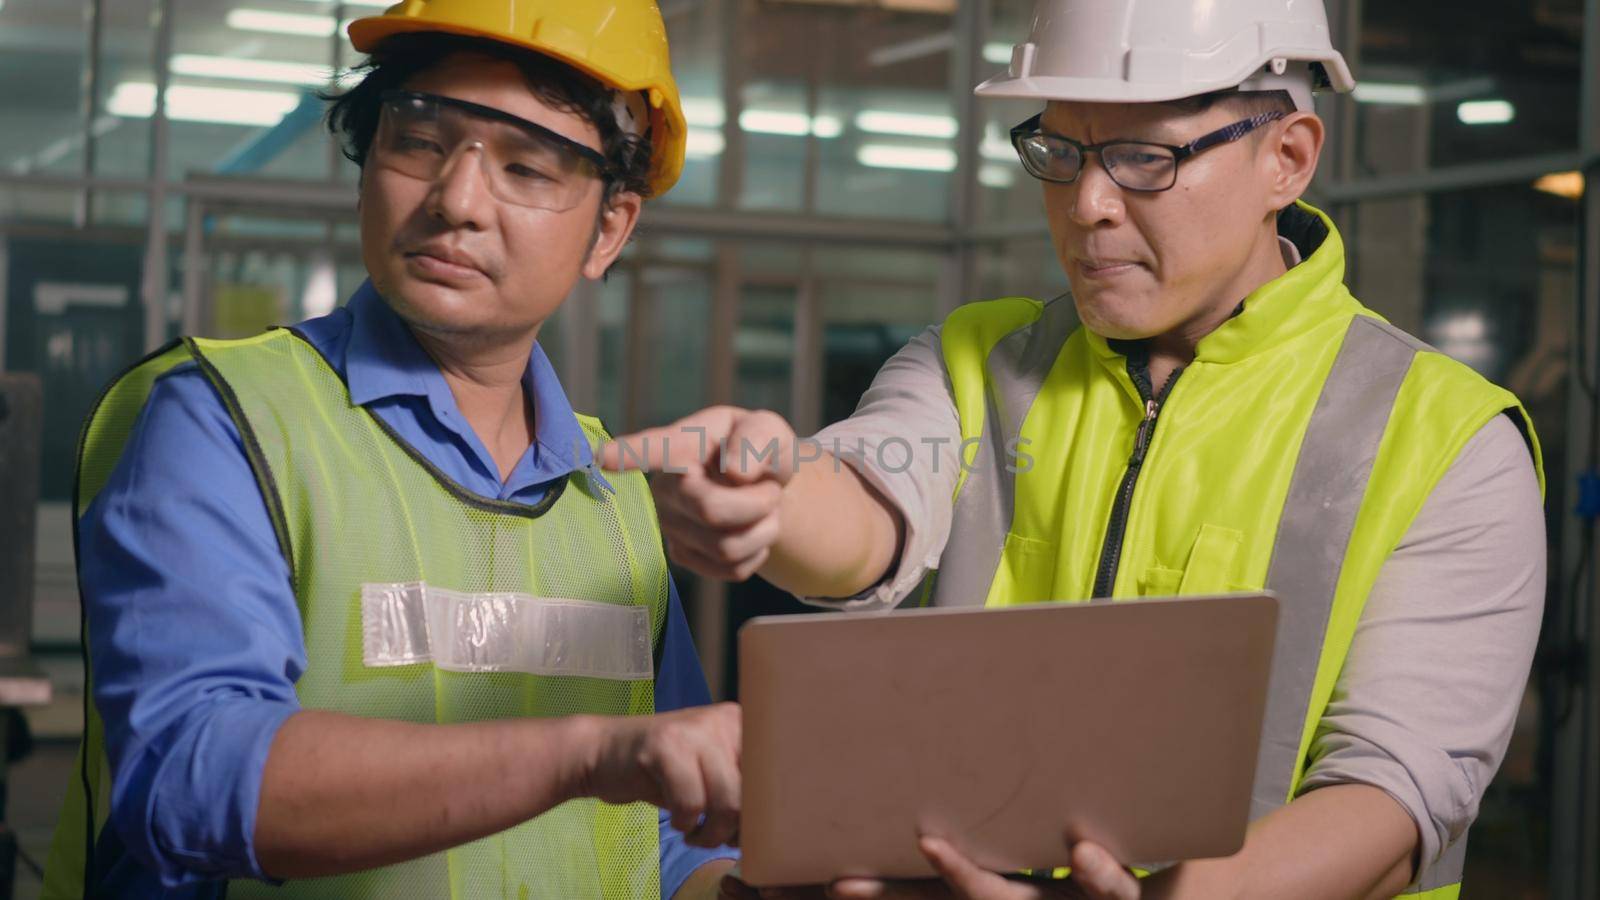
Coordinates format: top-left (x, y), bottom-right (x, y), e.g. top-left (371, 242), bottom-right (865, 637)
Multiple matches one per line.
top-left (372, 90), bottom-right (615, 212)
top-left (1009, 111), bottom-right (1286, 192)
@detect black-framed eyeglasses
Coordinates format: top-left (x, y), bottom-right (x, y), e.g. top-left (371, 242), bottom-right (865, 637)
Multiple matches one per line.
top-left (1008, 111), bottom-right (1286, 193)
top-left (373, 90), bottom-right (616, 212)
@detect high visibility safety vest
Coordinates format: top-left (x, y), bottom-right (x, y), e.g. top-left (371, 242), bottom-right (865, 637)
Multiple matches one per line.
top-left (920, 202), bottom-right (1543, 900)
top-left (44, 328), bottom-right (670, 899)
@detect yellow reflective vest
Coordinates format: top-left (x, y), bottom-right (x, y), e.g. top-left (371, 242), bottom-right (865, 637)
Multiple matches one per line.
top-left (921, 202), bottom-right (1542, 899)
top-left (46, 329), bottom-right (669, 899)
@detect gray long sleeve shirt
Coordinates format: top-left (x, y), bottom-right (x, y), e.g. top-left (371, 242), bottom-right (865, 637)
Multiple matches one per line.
top-left (805, 323), bottom-right (1545, 873)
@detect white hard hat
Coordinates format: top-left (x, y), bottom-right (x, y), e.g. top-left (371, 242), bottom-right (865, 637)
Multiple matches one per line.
top-left (976, 0), bottom-right (1357, 113)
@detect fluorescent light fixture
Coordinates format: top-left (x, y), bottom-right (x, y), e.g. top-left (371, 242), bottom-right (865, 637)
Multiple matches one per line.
top-left (1433, 312), bottom-right (1488, 343)
top-left (171, 54), bottom-right (334, 87)
top-left (857, 143), bottom-right (957, 172)
top-left (684, 128), bottom-right (725, 159)
top-left (855, 110), bottom-right (958, 139)
top-left (303, 254), bottom-right (339, 318)
top-left (979, 164), bottom-right (1016, 188)
top-left (1534, 170), bottom-right (1584, 200)
top-left (740, 109), bottom-right (809, 136)
top-left (811, 115), bottom-right (842, 139)
top-left (1457, 99), bottom-right (1514, 125)
top-left (680, 97), bottom-right (725, 129)
top-left (1353, 82), bottom-right (1427, 105)
top-left (739, 109), bottom-right (841, 138)
top-left (227, 9), bottom-right (355, 37)
top-left (981, 122), bottom-right (1015, 161)
top-left (983, 42), bottom-right (1013, 65)
top-left (108, 82), bottom-right (302, 127)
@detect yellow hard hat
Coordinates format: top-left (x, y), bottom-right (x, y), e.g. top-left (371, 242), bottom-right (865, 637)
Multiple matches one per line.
top-left (348, 0), bottom-right (686, 197)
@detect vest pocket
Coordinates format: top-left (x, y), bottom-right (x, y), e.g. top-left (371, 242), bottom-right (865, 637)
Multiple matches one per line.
top-left (991, 532), bottom-right (1056, 606)
top-left (1176, 523), bottom-right (1246, 595)
top-left (1138, 566), bottom-right (1184, 596)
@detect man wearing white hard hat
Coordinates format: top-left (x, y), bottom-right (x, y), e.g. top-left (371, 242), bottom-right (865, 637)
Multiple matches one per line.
top-left (606, 0), bottom-right (1545, 897)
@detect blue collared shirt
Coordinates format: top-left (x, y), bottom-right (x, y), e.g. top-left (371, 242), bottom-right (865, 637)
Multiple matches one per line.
top-left (78, 281), bottom-right (737, 896)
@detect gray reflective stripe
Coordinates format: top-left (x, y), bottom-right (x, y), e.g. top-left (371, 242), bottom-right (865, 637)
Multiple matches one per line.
top-left (931, 297), bottom-right (1078, 608)
top-left (1251, 315), bottom-right (1417, 820)
top-left (360, 581), bottom-right (654, 681)
top-left (1408, 834), bottom-right (1468, 893)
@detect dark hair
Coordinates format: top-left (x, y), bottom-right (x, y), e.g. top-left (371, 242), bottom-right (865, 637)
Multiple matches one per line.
top-left (1162, 87), bottom-right (1298, 119)
top-left (324, 32), bottom-right (654, 203)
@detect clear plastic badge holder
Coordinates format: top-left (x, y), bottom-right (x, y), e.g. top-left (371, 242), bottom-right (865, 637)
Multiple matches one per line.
top-left (361, 581), bottom-right (652, 681)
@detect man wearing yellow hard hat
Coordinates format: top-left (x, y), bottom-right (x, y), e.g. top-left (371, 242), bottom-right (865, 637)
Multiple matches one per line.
top-left (43, 2), bottom-right (740, 898)
top-left (612, 0), bottom-right (1545, 898)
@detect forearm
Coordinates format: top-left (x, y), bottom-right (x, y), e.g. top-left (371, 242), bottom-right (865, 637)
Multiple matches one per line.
top-left (254, 709), bottom-right (597, 879)
top-left (1145, 784), bottom-right (1418, 900)
top-left (758, 452), bottom-right (904, 599)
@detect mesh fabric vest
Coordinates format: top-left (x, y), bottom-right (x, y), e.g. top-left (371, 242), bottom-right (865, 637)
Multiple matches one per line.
top-left (46, 328), bottom-right (667, 900)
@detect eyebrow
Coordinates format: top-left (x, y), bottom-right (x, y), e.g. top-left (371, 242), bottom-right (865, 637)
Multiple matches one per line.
top-left (1043, 119), bottom-right (1187, 146)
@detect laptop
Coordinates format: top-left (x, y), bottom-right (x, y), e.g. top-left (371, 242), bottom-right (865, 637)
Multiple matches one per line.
top-left (737, 594), bottom-right (1278, 887)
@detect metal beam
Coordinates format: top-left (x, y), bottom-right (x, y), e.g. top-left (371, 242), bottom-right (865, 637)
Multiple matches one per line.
top-left (77, 0), bottom-right (106, 229)
top-left (649, 205), bottom-right (955, 248)
top-left (948, 0), bottom-right (988, 310)
top-left (791, 249), bottom-right (823, 436)
top-left (139, 0), bottom-right (175, 353)
top-left (623, 258), bottom-right (653, 434)
top-left (694, 0), bottom-right (744, 701)
top-left (1552, 0), bottom-right (1600, 893)
top-left (214, 93), bottom-right (326, 175)
top-left (1319, 152), bottom-right (1588, 203)
top-left (179, 198), bottom-right (205, 335)
top-left (560, 279), bottom-right (602, 417)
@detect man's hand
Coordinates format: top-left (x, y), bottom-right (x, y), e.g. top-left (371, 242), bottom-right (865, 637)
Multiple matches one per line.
top-left (579, 702), bottom-right (743, 849)
top-left (600, 407), bottom-right (798, 581)
top-left (716, 837), bottom-right (1137, 900)
top-left (674, 859), bottom-right (740, 900)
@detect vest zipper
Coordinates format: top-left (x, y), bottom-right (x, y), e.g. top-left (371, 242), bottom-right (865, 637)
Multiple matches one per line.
top-left (1091, 361), bottom-right (1182, 598)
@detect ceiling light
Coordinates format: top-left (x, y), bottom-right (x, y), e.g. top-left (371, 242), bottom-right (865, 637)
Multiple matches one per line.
top-left (739, 109), bottom-right (841, 138)
top-left (680, 97), bottom-right (725, 129)
top-left (1457, 99), bottom-right (1515, 125)
top-left (981, 122), bottom-right (1015, 161)
top-left (811, 115), bottom-right (843, 138)
top-left (740, 110), bottom-right (809, 136)
top-left (227, 9), bottom-right (354, 38)
top-left (1433, 312), bottom-right (1489, 343)
top-left (1352, 82), bottom-right (1427, 105)
top-left (983, 42), bottom-right (1013, 65)
top-left (1534, 171), bottom-right (1584, 200)
top-left (171, 54), bottom-right (334, 86)
top-left (108, 82), bottom-right (302, 127)
top-left (857, 144), bottom-right (957, 172)
top-left (684, 128), bottom-right (725, 159)
top-left (855, 110), bottom-right (957, 139)
top-left (979, 164), bottom-right (1015, 188)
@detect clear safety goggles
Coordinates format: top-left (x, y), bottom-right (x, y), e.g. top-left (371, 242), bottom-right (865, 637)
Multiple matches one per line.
top-left (372, 89), bottom-right (615, 212)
